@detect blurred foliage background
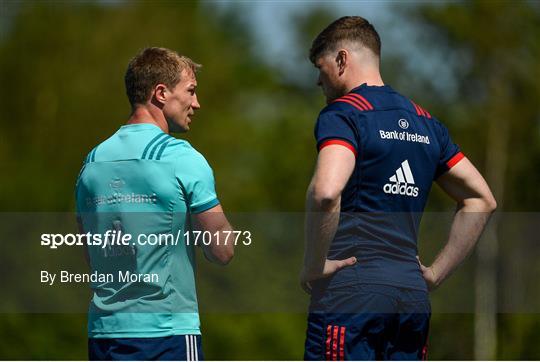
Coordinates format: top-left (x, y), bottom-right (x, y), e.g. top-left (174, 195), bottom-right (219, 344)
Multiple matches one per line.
top-left (0, 0), bottom-right (539, 359)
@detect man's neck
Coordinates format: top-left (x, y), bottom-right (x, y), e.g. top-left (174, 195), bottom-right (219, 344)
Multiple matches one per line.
top-left (344, 68), bottom-right (385, 93)
top-left (126, 105), bottom-right (169, 134)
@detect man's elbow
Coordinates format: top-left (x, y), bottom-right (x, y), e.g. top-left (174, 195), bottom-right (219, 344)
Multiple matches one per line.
top-left (310, 186), bottom-right (341, 210)
top-left (467, 194), bottom-right (497, 213)
top-left (213, 248), bottom-right (234, 266)
top-left (485, 194), bottom-right (497, 213)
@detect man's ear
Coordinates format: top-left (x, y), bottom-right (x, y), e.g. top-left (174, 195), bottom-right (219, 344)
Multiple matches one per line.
top-left (336, 50), bottom-right (348, 76)
top-left (153, 84), bottom-right (167, 105)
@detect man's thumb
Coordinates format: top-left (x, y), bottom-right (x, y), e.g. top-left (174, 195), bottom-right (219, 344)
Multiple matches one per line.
top-left (342, 256), bottom-right (357, 266)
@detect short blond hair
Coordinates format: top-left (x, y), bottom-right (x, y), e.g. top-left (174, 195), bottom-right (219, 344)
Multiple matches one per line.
top-left (125, 47), bottom-right (201, 107)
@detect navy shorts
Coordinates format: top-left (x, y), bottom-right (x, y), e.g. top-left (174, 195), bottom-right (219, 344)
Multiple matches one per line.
top-left (304, 284), bottom-right (430, 361)
top-left (88, 334), bottom-right (203, 361)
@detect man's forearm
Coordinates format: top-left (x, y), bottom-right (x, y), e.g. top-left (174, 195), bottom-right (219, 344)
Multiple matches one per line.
top-left (431, 203), bottom-right (494, 286)
top-left (201, 223), bottom-right (235, 265)
top-left (303, 188), bottom-right (341, 275)
top-left (194, 207), bottom-right (235, 265)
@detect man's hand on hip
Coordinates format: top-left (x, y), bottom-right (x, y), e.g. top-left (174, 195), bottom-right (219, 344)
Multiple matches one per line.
top-left (300, 257), bottom-right (357, 294)
top-left (417, 256), bottom-right (438, 291)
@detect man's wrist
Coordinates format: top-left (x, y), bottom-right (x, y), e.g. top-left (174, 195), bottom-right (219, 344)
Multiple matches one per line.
top-left (430, 265), bottom-right (443, 287)
top-left (302, 262), bottom-right (324, 279)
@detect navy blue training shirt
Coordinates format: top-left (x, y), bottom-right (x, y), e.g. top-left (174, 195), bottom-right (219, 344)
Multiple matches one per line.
top-left (314, 84), bottom-right (464, 291)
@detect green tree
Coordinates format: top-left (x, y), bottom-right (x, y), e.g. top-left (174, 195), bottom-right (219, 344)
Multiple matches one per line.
top-left (0, 1), bottom-right (319, 359)
top-left (410, 1), bottom-right (540, 359)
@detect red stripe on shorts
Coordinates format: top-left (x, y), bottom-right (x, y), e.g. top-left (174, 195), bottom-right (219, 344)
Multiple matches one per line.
top-left (339, 326), bottom-right (346, 360)
top-left (325, 325), bottom-right (332, 360)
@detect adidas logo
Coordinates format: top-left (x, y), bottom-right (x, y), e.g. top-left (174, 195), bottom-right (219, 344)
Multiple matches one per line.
top-left (383, 160), bottom-right (419, 197)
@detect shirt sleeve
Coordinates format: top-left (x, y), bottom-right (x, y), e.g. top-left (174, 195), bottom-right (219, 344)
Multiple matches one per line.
top-left (75, 154), bottom-right (90, 215)
top-left (175, 150), bottom-right (220, 214)
top-left (314, 110), bottom-right (358, 157)
top-left (434, 120), bottom-right (464, 179)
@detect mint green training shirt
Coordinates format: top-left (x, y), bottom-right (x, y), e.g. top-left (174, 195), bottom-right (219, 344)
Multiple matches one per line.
top-left (76, 123), bottom-right (219, 338)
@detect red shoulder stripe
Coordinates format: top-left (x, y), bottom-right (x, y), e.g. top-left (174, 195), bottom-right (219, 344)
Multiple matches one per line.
top-left (349, 93), bottom-right (374, 110)
top-left (411, 101), bottom-right (421, 116)
top-left (346, 93), bottom-right (370, 110)
top-left (332, 98), bottom-right (365, 112)
top-left (340, 95), bottom-right (367, 110)
top-left (411, 100), bottom-right (433, 119)
top-left (411, 101), bottom-right (424, 116)
top-left (418, 105), bottom-right (432, 119)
